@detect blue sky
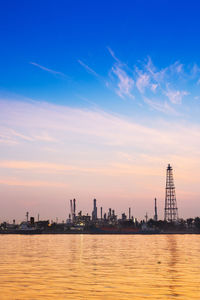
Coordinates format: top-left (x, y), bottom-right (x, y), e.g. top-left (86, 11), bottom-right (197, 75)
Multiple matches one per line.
top-left (1, 1), bottom-right (200, 221)
top-left (1, 0), bottom-right (200, 114)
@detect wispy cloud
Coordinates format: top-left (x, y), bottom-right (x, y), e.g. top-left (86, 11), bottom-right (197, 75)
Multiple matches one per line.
top-left (1, 99), bottom-right (199, 155)
top-left (165, 89), bottom-right (188, 104)
top-left (136, 72), bottom-right (150, 94)
top-left (77, 49), bottom-right (196, 114)
top-left (0, 126), bottom-right (57, 145)
top-left (111, 65), bottom-right (134, 98)
top-left (108, 47), bottom-right (134, 98)
top-left (143, 97), bottom-right (178, 115)
top-left (107, 47), bottom-right (121, 63)
top-left (106, 51), bottom-right (198, 113)
top-left (151, 84), bottom-right (158, 92)
top-left (30, 62), bottom-right (66, 77)
top-left (78, 60), bottom-right (100, 78)
top-left (33, 132), bottom-right (57, 142)
top-left (1, 99), bottom-right (200, 218)
top-left (10, 129), bottom-right (34, 142)
top-left (0, 178), bottom-right (68, 187)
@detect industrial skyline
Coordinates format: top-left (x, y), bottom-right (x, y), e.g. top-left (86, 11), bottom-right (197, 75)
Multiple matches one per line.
top-left (68, 164), bottom-right (179, 223)
top-left (0, 161), bottom-right (195, 223)
top-left (4, 164), bottom-right (200, 235)
top-left (1, 164), bottom-right (181, 224)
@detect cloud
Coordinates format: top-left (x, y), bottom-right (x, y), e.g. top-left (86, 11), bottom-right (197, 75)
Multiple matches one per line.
top-left (1, 99), bottom-right (200, 219)
top-left (111, 65), bottom-right (134, 98)
top-left (33, 132), bottom-right (57, 142)
top-left (77, 49), bottom-right (199, 115)
top-left (191, 63), bottom-right (200, 77)
top-left (0, 178), bottom-right (67, 187)
top-left (165, 90), bottom-right (188, 104)
top-left (0, 160), bottom-right (98, 173)
top-left (10, 129), bottom-right (34, 142)
top-left (107, 47), bottom-right (121, 63)
top-left (145, 59), bottom-right (184, 83)
top-left (0, 126), bottom-right (57, 144)
top-left (151, 84), bottom-right (158, 92)
top-left (0, 160), bottom-right (150, 176)
top-left (30, 62), bottom-right (65, 77)
top-left (174, 63), bottom-right (183, 73)
top-left (78, 60), bottom-right (100, 78)
top-left (143, 97), bottom-right (178, 115)
top-left (0, 99), bottom-right (199, 156)
top-left (107, 51), bottom-right (200, 113)
top-left (136, 73), bottom-right (150, 93)
top-left (144, 57), bottom-right (165, 84)
top-left (0, 161), bottom-right (68, 172)
top-left (0, 138), bottom-right (17, 145)
top-left (108, 47), bottom-right (134, 98)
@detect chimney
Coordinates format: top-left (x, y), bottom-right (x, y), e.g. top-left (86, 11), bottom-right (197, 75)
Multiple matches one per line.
top-left (73, 199), bottom-right (76, 217)
top-left (129, 207), bottom-right (131, 220)
top-left (154, 198), bottom-right (158, 221)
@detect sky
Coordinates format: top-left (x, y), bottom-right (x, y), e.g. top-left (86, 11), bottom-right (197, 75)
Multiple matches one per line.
top-left (1, 0), bottom-right (200, 222)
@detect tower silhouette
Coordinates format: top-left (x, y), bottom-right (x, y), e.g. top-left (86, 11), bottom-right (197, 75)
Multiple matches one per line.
top-left (154, 198), bottom-right (158, 221)
top-left (164, 164), bottom-right (178, 222)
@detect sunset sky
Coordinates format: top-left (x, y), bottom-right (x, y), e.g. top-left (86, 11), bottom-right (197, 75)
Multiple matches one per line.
top-left (1, 0), bottom-right (200, 222)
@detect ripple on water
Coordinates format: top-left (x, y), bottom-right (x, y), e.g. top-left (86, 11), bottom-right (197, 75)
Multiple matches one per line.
top-left (0, 235), bottom-right (200, 299)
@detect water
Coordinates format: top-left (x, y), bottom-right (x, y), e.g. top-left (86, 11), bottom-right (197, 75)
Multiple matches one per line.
top-left (0, 234), bottom-right (200, 299)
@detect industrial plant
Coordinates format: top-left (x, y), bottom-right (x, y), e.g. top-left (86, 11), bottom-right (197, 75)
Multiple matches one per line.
top-left (1, 164), bottom-right (200, 234)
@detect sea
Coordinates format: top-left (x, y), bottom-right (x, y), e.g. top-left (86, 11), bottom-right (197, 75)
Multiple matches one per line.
top-left (0, 234), bottom-right (200, 299)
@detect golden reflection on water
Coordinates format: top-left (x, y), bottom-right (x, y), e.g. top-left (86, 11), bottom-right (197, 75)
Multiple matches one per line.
top-left (0, 235), bottom-right (200, 299)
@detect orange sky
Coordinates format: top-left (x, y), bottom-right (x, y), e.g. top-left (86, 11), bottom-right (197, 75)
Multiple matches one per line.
top-left (0, 100), bottom-right (200, 222)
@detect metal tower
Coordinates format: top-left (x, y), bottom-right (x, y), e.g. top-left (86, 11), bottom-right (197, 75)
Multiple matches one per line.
top-left (164, 164), bottom-right (178, 222)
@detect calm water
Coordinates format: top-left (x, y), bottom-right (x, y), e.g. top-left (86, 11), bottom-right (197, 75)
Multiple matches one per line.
top-left (0, 235), bottom-right (200, 299)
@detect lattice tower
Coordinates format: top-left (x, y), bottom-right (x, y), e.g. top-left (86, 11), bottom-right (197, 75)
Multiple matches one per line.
top-left (164, 164), bottom-right (178, 222)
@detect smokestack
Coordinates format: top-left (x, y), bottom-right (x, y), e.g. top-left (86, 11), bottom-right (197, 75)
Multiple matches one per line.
top-left (129, 208), bottom-right (131, 220)
top-left (109, 208), bottom-right (111, 217)
top-left (101, 207), bottom-right (103, 220)
top-left (70, 200), bottom-right (73, 216)
top-left (92, 198), bottom-right (97, 220)
top-left (93, 198), bottom-right (96, 209)
top-left (26, 212), bottom-right (29, 222)
top-left (154, 198), bottom-right (158, 221)
top-left (73, 199), bottom-right (76, 217)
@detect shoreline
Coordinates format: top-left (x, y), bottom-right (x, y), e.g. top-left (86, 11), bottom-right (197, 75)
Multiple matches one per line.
top-left (0, 231), bottom-right (199, 235)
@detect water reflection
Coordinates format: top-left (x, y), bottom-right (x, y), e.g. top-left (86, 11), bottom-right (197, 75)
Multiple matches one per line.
top-left (166, 235), bottom-right (180, 298)
top-left (0, 235), bottom-right (200, 299)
